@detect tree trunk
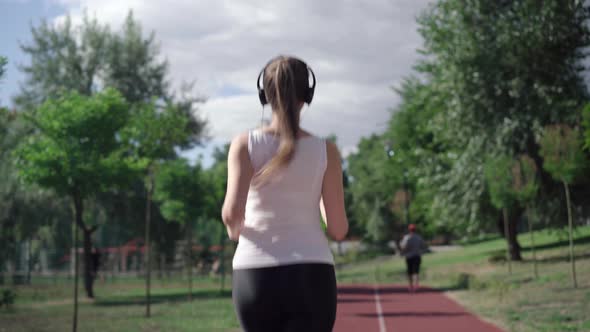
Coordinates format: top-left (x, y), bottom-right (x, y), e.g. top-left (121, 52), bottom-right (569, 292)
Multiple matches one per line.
top-left (82, 229), bottom-right (95, 298)
top-left (26, 238), bottom-right (32, 285)
top-left (187, 224), bottom-right (193, 302)
top-left (563, 181), bottom-right (577, 288)
top-left (498, 209), bottom-right (522, 261)
top-left (144, 174), bottom-right (153, 318)
top-left (508, 213), bottom-right (522, 261)
top-left (525, 207), bottom-right (538, 279)
top-left (71, 197), bottom-right (81, 332)
top-left (502, 208), bottom-right (512, 275)
top-left (73, 193), bottom-right (96, 299)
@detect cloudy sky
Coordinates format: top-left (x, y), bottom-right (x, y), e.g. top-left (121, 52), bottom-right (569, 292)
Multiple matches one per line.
top-left (0, 0), bottom-right (433, 166)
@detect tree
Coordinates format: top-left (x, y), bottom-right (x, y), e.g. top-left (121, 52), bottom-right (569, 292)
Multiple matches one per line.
top-left (14, 89), bottom-right (138, 331)
top-left (484, 154), bottom-right (519, 273)
top-left (15, 12), bottom-right (168, 109)
top-left (154, 159), bottom-right (208, 301)
top-left (15, 12), bottom-right (207, 315)
top-left (205, 144), bottom-right (230, 290)
top-left (512, 155), bottom-right (540, 278)
top-left (365, 198), bottom-right (391, 250)
top-left (347, 135), bottom-right (399, 244)
top-left (539, 124), bottom-right (587, 288)
top-left (406, 0), bottom-right (590, 256)
top-left (120, 100), bottom-right (196, 317)
top-left (0, 56), bottom-right (6, 86)
top-left (347, 78), bottom-right (450, 243)
top-left (1, 107), bottom-right (70, 285)
top-left (15, 16), bottom-right (109, 109)
top-left (584, 104), bottom-right (590, 149)
top-left (103, 13), bottom-right (168, 104)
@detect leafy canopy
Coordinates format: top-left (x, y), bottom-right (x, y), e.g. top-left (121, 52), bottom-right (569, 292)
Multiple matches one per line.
top-left (539, 124), bottom-right (587, 184)
top-left (154, 159), bottom-right (207, 225)
top-left (15, 89), bottom-right (140, 196)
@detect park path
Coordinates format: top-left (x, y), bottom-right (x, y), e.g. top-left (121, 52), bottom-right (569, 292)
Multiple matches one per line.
top-left (334, 284), bottom-right (504, 332)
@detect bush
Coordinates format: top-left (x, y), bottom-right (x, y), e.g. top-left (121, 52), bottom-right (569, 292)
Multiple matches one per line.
top-left (0, 288), bottom-right (16, 308)
top-left (454, 273), bottom-right (474, 290)
top-left (334, 246), bottom-right (383, 266)
top-left (488, 250), bottom-right (507, 263)
top-left (452, 273), bottom-right (494, 291)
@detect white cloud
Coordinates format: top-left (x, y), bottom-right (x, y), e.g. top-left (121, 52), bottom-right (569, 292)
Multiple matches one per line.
top-left (51, 0), bottom-right (432, 158)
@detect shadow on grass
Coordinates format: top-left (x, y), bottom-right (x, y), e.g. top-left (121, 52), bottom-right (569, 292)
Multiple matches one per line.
top-left (95, 289), bottom-right (232, 307)
top-left (483, 235), bottom-right (590, 264)
top-left (521, 235), bottom-right (590, 252)
top-left (536, 252), bottom-right (590, 264)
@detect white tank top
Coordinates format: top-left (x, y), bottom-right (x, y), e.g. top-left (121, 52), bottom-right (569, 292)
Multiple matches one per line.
top-left (232, 129), bottom-right (335, 269)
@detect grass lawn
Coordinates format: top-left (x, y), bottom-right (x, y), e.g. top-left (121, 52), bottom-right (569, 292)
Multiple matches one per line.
top-left (1, 226), bottom-right (589, 331)
top-left (0, 276), bottom-right (240, 332)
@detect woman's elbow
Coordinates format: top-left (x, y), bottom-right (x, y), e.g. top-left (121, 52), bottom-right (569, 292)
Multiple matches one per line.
top-left (221, 206), bottom-right (243, 226)
top-left (328, 221), bottom-right (349, 242)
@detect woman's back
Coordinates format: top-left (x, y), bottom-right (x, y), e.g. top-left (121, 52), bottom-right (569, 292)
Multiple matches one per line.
top-left (222, 55), bottom-right (346, 332)
top-left (232, 129), bottom-right (334, 269)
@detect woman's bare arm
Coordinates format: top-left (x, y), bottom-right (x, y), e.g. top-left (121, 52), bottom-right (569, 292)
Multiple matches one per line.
top-left (320, 141), bottom-right (349, 241)
top-left (221, 133), bottom-right (254, 241)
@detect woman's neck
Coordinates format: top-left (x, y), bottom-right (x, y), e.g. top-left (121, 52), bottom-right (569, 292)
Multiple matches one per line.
top-left (263, 115), bottom-right (310, 138)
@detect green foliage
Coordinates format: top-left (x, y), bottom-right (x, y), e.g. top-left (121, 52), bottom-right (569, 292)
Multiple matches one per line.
top-left (15, 12), bottom-right (169, 109)
top-left (121, 102), bottom-right (191, 168)
top-left (512, 155), bottom-right (539, 204)
top-left (0, 56), bottom-right (6, 83)
top-left (347, 1), bottom-right (590, 241)
top-left (103, 12), bottom-right (168, 104)
top-left (16, 16), bottom-right (109, 108)
top-left (154, 159), bottom-right (207, 225)
top-left (347, 135), bottom-right (397, 235)
top-left (0, 288), bottom-right (16, 308)
top-left (365, 199), bottom-right (389, 246)
top-left (15, 89), bottom-right (139, 196)
top-left (484, 154), bottom-right (517, 210)
top-left (539, 124), bottom-right (587, 184)
top-left (205, 144), bottom-right (229, 218)
top-left (0, 109), bottom-right (70, 270)
top-left (584, 104), bottom-right (590, 150)
top-left (409, 0), bottom-right (589, 233)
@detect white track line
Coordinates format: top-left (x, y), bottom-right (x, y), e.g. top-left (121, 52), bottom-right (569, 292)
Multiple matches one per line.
top-left (373, 285), bottom-right (387, 332)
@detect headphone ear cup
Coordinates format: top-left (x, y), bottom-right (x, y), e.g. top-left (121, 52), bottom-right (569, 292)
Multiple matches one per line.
top-left (306, 65), bottom-right (316, 105)
top-left (258, 89), bottom-right (267, 105)
top-left (306, 88), bottom-right (314, 104)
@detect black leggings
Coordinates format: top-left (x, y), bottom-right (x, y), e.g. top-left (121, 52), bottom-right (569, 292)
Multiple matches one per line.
top-left (232, 263), bottom-right (337, 332)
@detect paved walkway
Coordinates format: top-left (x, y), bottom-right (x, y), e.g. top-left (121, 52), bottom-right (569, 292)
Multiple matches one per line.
top-left (334, 284), bottom-right (504, 332)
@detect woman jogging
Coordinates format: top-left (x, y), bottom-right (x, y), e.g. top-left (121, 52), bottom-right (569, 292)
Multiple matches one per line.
top-left (222, 55), bottom-right (349, 332)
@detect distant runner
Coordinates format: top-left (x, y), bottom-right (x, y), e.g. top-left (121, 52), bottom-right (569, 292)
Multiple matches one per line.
top-left (400, 224), bottom-right (427, 292)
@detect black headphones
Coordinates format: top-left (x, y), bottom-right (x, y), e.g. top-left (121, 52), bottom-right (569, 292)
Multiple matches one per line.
top-left (256, 59), bottom-right (316, 106)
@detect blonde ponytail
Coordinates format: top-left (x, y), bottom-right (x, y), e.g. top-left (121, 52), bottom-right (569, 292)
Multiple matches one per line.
top-left (254, 56), bottom-right (310, 185)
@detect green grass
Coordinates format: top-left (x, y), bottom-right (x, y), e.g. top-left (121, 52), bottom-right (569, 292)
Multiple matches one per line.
top-left (336, 225), bottom-right (590, 332)
top-left (0, 277), bottom-right (239, 332)
top-left (1, 226), bottom-right (589, 332)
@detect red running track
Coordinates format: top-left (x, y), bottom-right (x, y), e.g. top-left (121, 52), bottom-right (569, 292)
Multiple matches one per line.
top-left (333, 284), bottom-right (504, 332)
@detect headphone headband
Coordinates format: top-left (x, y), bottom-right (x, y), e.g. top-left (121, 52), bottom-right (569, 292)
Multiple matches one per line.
top-left (257, 59), bottom-right (316, 106)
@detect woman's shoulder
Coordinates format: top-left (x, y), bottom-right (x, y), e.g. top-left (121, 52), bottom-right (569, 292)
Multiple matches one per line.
top-left (231, 132), bottom-right (250, 146)
top-left (229, 132), bottom-right (250, 156)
